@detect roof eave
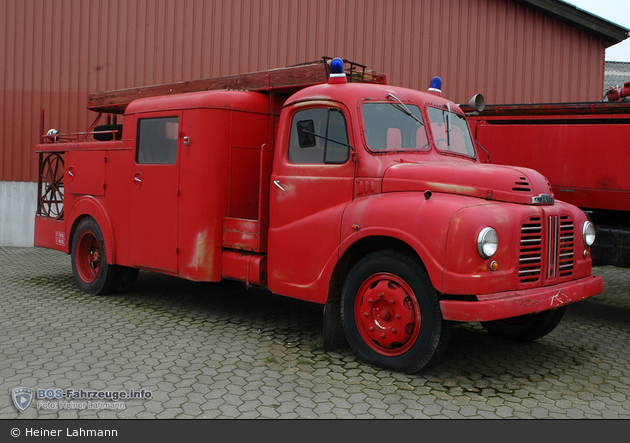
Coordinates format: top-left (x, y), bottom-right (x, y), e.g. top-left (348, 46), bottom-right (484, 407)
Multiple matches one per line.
top-left (512, 0), bottom-right (629, 47)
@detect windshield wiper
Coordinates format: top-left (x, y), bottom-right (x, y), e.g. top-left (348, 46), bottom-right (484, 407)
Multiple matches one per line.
top-left (446, 102), bottom-right (451, 148)
top-left (387, 93), bottom-right (424, 126)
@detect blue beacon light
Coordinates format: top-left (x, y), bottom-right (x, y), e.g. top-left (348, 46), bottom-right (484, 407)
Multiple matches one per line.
top-left (328, 57), bottom-right (347, 84)
top-left (429, 76), bottom-right (442, 94)
top-left (330, 57), bottom-right (345, 75)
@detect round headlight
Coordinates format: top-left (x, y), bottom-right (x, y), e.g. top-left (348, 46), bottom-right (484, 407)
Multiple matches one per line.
top-left (583, 221), bottom-right (596, 247)
top-left (477, 227), bottom-right (498, 259)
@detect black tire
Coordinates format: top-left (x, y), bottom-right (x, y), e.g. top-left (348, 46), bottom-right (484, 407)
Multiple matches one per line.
top-left (70, 217), bottom-right (118, 295)
top-left (341, 250), bottom-right (451, 374)
top-left (481, 306), bottom-right (566, 342)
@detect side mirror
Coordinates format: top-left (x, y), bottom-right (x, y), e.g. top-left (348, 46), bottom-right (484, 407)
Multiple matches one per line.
top-left (297, 120), bottom-right (316, 148)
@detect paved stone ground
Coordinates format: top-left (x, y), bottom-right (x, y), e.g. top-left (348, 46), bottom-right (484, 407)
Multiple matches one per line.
top-left (1, 246), bottom-right (629, 419)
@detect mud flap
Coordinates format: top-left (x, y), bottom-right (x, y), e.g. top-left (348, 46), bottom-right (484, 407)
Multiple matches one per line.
top-left (322, 300), bottom-right (349, 351)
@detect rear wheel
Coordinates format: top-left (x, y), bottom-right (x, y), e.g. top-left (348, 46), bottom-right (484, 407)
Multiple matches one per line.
top-left (341, 250), bottom-right (451, 374)
top-left (481, 307), bottom-right (566, 342)
top-left (71, 217), bottom-right (117, 295)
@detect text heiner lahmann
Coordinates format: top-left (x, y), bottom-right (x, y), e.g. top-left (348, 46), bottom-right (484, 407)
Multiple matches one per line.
top-left (25, 428), bottom-right (118, 437)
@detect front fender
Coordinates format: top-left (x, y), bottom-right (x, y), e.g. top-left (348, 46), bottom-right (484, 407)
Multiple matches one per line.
top-left (66, 196), bottom-right (116, 263)
top-left (441, 202), bottom-right (524, 295)
top-left (442, 200), bottom-right (594, 296)
top-left (340, 192), bottom-right (484, 291)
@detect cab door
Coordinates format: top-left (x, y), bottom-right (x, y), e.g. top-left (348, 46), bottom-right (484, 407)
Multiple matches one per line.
top-left (129, 112), bottom-right (182, 273)
top-left (268, 104), bottom-right (355, 302)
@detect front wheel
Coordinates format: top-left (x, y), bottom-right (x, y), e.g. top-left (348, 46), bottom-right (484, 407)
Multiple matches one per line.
top-left (481, 307), bottom-right (566, 342)
top-left (341, 250), bottom-right (451, 374)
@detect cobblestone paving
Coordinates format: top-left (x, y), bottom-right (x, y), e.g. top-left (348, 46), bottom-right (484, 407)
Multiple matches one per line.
top-left (1, 246), bottom-right (629, 419)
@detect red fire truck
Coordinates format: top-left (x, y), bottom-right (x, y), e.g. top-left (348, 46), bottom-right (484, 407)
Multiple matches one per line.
top-left (34, 58), bottom-right (603, 374)
top-left (466, 83), bottom-right (630, 268)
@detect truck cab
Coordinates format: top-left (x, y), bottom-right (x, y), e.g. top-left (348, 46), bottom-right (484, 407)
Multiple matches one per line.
top-left (35, 58), bottom-right (603, 374)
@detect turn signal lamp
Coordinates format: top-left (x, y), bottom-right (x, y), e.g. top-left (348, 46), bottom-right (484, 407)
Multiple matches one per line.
top-left (329, 57), bottom-right (347, 84)
top-left (428, 76), bottom-right (442, 96)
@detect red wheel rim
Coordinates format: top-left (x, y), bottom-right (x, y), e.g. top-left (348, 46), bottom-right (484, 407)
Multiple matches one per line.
top-left (76, 231), bottom-right (100, 283)
top-left (354, 273), bottom-right (421, 356)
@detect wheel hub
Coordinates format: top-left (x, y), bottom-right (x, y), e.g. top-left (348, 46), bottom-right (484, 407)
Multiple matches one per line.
top-left (355, 273), bottom-right (421, 356)
top-left (76, 232), bottom-right (100, 283)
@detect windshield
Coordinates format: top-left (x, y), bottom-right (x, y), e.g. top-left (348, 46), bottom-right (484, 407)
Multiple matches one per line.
top-left (361, 103), bottom-right (429, 152)
top-left (427, 106), bottom-right (476, 157)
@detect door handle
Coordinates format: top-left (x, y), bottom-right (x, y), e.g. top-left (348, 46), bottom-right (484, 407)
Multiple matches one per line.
top-left (133, 173), bottom-right (143, 189)
top-left (273, 180), bottom-right (286, 192)
top-left (183, 136), bottom-right (190, 146)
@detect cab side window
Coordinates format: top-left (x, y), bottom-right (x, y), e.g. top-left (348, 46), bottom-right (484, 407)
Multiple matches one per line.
top-left (136, 117), bottom-right (179, 164)
top-left (288, 108), bottom-right (349, 164)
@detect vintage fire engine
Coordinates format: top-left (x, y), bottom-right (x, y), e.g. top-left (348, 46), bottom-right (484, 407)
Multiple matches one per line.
top-left (35, 58), bottom-right (603, 373)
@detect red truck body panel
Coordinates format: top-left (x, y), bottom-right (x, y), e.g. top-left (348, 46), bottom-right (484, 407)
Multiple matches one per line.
top-left (37, 90), bottom-right (279, 283)
top-left (468, 102), bottom-right (630, 212)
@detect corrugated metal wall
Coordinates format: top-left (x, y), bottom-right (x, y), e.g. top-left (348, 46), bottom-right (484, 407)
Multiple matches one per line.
top-left (2, 0), bottom-right (605, 182)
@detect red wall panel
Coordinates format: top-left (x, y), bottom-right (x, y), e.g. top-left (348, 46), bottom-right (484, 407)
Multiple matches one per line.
top-left (1, 0), bottom-right (607, 182)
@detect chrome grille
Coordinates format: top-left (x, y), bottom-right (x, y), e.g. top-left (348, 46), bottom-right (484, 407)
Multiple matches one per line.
top-left (547, 215), bottom-right (559, 279)
top-left (557, 216), bottom-right (575, 277)
top-left (519, 217), bottom-right (542, 283)
top-left (519, 215), bottom-right (575, 285)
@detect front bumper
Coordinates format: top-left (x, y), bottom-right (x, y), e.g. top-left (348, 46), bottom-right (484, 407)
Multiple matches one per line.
top-left (439, 275), bottom-right (603, 322)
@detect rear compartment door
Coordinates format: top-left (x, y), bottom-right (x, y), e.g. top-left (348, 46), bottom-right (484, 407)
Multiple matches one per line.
top-left (129, 112), bottom-right (183, 273)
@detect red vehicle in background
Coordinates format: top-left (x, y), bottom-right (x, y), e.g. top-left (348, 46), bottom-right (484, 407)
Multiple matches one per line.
top-left (467, 82), bottom-right (630, 268)
top-left (34, 58), bottom-right (602, 374)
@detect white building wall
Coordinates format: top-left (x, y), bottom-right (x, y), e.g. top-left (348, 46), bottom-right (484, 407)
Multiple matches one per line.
top-left (0, 181), bottom-right (37, 247)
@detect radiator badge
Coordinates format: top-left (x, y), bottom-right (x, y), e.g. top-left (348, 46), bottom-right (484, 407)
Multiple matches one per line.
top-left (532, 193), bottom-right (554, 204)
